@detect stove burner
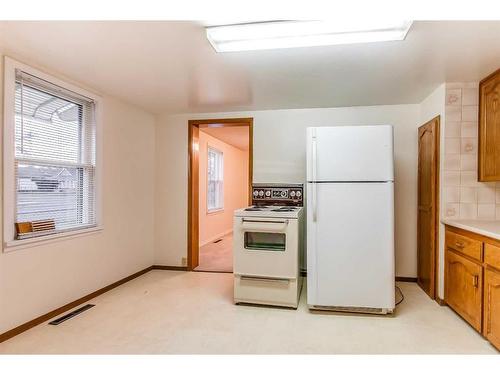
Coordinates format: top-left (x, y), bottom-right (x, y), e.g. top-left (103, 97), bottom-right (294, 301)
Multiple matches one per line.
top-left (245, 205), bottom-right (270, 211)
top-left (271, 207), bottom-right (297, 212)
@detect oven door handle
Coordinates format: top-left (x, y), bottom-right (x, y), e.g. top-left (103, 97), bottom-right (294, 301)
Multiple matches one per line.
top-left (240, 218), bottom-right (289, 231)
top-left (241, 219), bottom-right (289, 224)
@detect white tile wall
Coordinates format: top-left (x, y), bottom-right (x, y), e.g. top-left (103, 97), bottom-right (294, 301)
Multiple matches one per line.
top-left (443, 83), bottom-right (500, 220)
top-left (444, 154), bottom-right (460, 170)
top-left (460, 187), bottom-right (477, 203)
top-left (461, 122), bottom-right (477, 138)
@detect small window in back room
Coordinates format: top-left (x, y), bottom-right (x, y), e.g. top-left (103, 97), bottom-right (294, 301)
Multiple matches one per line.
top-left (207, 147), bottom-right (223, 212)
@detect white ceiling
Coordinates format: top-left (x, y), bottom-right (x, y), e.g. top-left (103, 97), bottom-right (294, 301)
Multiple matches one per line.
top-left (1, 21), bottom-right (500, 115)
top-left (201, 126), bottom-right (249, 151)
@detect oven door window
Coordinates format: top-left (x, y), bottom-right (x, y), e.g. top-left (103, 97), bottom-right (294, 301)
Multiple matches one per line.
top-left (244, 232), bottom-right (286, 251)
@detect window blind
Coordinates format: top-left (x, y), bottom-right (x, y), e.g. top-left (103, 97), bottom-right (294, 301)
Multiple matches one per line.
top-left (207, 147), bottom-right (223, 211)
top-left (14, 69), bottom-right (97, 239)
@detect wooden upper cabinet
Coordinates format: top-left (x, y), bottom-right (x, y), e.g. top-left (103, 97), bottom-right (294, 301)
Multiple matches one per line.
top-left (479, 68), bottom-right (500, 181)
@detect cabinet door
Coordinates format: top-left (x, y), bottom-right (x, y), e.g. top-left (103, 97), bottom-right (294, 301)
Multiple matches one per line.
top-left (484, 269), bottom-right (500, 350)
top-left (445, 250), bottom-right (483, 332)
top-left (479, 68), bottom-right (500, 181)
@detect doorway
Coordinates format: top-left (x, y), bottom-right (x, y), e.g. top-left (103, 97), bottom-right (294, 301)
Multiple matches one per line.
top-left (417, 116), bottom-right (440, 299)
top-left (188, 118), bottom-right (253, 272)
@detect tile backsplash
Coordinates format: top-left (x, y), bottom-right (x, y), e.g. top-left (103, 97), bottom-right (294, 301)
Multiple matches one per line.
top-left (443, 82), bottom-right (500, 220)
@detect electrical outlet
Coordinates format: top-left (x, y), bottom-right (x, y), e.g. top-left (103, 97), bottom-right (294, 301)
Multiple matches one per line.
top-left (181, 257), bottom-right (187, 266)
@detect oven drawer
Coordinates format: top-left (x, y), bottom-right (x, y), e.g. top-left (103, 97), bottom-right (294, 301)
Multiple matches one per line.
top-left (233, 274), bottom-right (300, 308)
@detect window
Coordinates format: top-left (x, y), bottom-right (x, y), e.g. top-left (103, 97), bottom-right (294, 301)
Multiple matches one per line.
top-left (207, 147), bottom-right (223, 212)
top-left (3, 58), bottom-right (101, 248)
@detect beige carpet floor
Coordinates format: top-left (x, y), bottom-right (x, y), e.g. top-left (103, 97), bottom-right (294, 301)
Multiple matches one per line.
top-left (195, 233), bottom-right (233, 273)
top-left (0, 271), bottom-right (497, 354)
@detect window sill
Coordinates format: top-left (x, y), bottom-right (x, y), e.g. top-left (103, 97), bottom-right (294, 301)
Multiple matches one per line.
top-left (3, 225), bottom-right (103, 252)
top-left (207, 208), bottom-right (224, 215)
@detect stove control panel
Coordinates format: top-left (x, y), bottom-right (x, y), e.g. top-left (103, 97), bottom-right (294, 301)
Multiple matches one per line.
top-left (252, 184), bottom-right (303, 206)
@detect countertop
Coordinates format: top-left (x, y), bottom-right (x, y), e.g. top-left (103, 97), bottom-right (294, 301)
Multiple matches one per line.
top-left (441, 219), bottom-right (500, 241)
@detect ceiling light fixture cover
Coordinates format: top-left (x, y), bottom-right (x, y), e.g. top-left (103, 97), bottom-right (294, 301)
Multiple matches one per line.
top-left (206, 20), bottom-right (413, 52)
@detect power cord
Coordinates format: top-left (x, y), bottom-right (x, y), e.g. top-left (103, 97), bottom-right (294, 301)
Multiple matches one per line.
top-left (395, 285), bottom-right (404, 306)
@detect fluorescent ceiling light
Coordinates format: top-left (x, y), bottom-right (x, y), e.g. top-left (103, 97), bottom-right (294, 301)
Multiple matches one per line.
top-left (206, 20), bottom-right (413, 52)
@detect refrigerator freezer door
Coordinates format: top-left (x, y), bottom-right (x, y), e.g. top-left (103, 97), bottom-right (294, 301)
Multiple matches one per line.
top-left (307, 126), bottom-right (394, 182)
top-left (307, 181), bottom-right (395, 309)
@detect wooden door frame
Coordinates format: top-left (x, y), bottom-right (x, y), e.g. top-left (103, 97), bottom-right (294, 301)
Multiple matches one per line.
top-left (417, 115), bottom-right (440, 300)
top-left (187, 117), bottom-right (253, 271)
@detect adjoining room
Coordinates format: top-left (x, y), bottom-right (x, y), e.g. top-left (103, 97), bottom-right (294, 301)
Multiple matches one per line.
top-left (194, 122), bottom-right (251, 272)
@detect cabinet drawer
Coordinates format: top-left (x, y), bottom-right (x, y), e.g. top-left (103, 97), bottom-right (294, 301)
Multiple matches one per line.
top-left (485, 243), bottom-right (500, 271)
top-left (446, 230), bottom-right (483, 261)
top-left (445, 250), bottom-right (483, 332)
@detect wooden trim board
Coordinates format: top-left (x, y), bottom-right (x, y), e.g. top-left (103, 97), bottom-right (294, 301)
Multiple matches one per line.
top-left (396, 276), bottom-right (418, 283)
top-left (0, 266), bottom-right (154, 343)
top-left (435, 296), bottom-right (447, 306)
top-left (151, 265), bottom-right (189, 271)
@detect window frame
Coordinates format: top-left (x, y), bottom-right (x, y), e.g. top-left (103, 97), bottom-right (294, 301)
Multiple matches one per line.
top-left (3, 57), bottom-right (103, 251)
top-left (206, 146), bottom-right (224, 213)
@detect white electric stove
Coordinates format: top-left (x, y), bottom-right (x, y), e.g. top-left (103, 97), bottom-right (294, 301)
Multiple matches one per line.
top-left (233, 184), bottom-right (304, 308)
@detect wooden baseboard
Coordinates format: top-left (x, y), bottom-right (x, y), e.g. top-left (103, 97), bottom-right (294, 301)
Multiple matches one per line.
top-left (0, 266), bottom-right (153, 344)
top-left (395, 276), bottom-right (418, 282)
top-left (151, 265), bottom-right (188, 271)
top-left (192, 269), bottom-right (231, 274)
top-left (300, 271), bottom-right (417, 283)
top-left (435, 296), bottom-right (447, 306)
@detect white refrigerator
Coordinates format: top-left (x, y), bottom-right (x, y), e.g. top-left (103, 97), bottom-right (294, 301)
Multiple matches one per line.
top-left (306, 125), bottom-right (395, 314)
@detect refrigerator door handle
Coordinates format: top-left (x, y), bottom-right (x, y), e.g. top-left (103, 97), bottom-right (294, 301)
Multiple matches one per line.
top-left (312, 183), bottom-right (317, 222)
top-left (311, 130), bottom-right (317, 222)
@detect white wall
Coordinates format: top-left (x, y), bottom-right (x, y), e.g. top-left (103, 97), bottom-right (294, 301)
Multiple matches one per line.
top-left (420, 84), bottom-right (446, 125)
top-left (419, 84), bottom-right (446, 298)
top-left (0, 53), bottom-right (156, 334)
top-left (155, 105), bottom-right (421, 277)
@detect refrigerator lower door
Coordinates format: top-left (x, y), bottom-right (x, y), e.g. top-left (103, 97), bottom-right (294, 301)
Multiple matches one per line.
top-left (307, 182), bottom-right (395, 311)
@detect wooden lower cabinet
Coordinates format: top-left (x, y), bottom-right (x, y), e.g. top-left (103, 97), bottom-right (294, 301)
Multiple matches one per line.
top-left (484, 268), bottom-right (500, 350)
top-left (445, 225), bottom-right (500, 351)
top-left (445, 249), bottom-right (483, 331)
